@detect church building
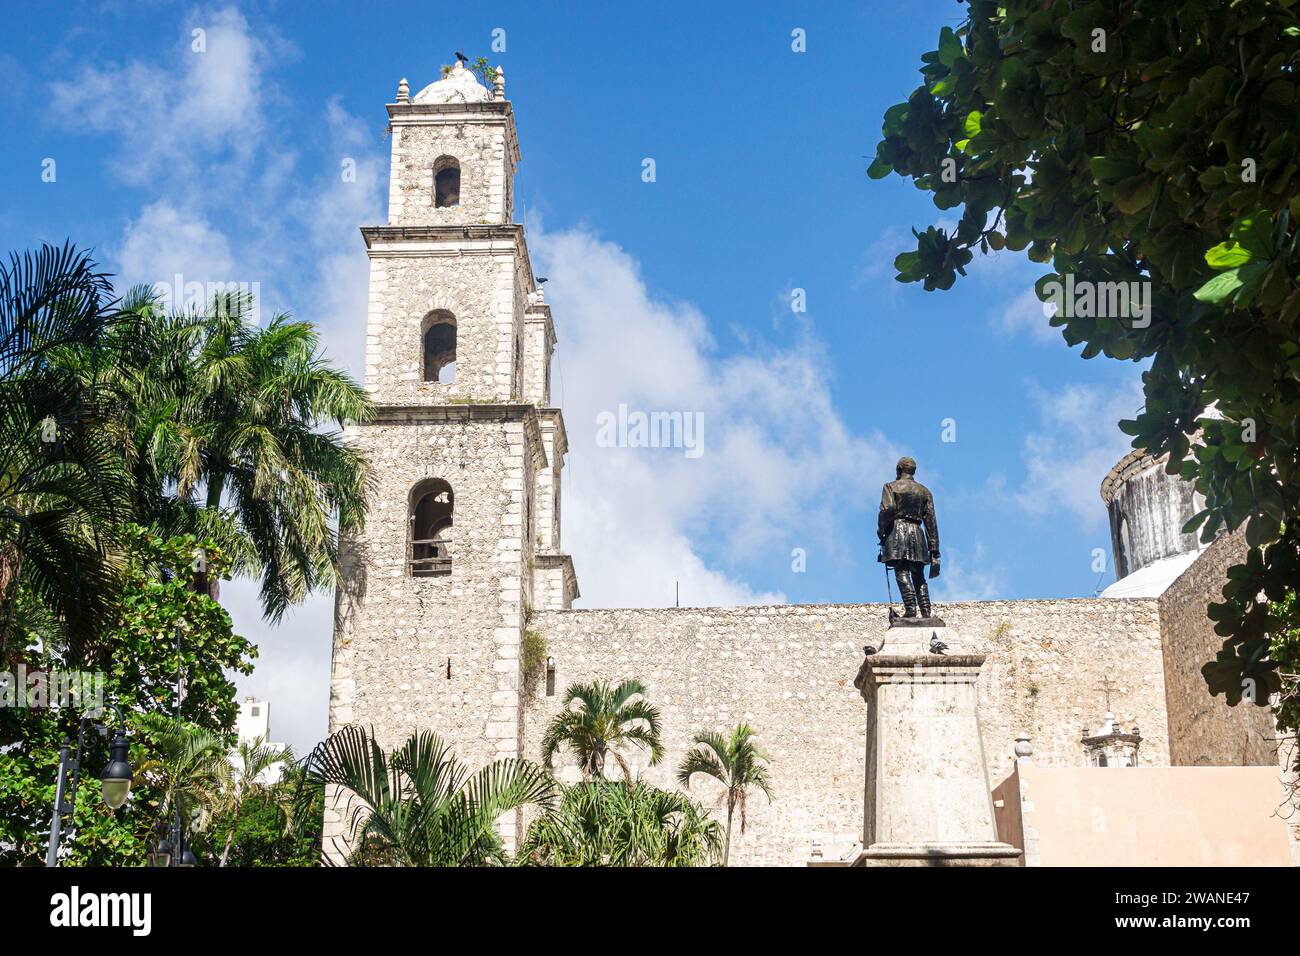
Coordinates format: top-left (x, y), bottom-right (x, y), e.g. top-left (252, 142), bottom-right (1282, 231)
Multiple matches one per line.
top-left (326, 62), bottom-right (1295, 866)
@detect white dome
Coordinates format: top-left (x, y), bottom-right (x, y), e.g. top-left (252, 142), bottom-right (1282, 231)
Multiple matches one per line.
top-left (412, 62), bottom-right (490, 104)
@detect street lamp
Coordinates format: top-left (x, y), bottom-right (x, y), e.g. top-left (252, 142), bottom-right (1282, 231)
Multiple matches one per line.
top-left (148, 837), bottom-right (173, 869)
top-left (149, 623), bottom-right (200, 867)
top-left (100, 727), bottom-right (133, 810)
top-left (151, 819), bottom-right (198, 867)
top-left (45, 704), bottom-right (133, 867)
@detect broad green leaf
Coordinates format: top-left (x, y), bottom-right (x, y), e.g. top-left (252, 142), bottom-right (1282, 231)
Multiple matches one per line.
top-left (867, 157), bottom-right (893, 180)
top-left (1193, 269), bottom-right (1244, 303)
top-left (930, 76), bottom-right (956, 96)
top-left (1229, 211), bottom-right (1275, 258)
top-left (1113, 175), bottom-right (1158, 214)
top-left (1204, 241), bottom-right (1254, 269)
top-left (938, 27), bottom-right (964, 68)
top-left (1090, 156), bottom-right (1141, 184)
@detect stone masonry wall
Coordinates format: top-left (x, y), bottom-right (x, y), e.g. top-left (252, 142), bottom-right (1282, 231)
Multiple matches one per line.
top-left (533, 413), bottom-right (564, 553)
top-left (521, 308), bottom-right (553, 407)
top-left (363, 247), bottom-right (523, 405)
top-left (387, 107), bottom-right (515, 227)
top-left (329, 413), bottom-right (543, 765)
top-left (1158, 528), bottom-right (1280, 767)
top-left (524, 598), bottom-right (1166, 866)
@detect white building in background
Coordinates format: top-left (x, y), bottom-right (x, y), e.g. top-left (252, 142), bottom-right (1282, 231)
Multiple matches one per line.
top-left (234, 696), bottom-right (288, 785)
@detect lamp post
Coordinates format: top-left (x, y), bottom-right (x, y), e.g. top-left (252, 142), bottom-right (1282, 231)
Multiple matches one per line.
top-left (148, 814), bottom-right (197, 867)
top-left (150, 624), bottom-right (197, 867)
top-left (45, 704), bottom-right (133, 867)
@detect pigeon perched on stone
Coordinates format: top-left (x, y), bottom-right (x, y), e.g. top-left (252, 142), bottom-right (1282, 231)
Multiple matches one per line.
top-left (929, 633), bottom-right (948, 655)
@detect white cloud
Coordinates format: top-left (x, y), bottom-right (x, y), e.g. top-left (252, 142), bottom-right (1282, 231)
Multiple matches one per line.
top-left (534, 224), bottom-right (899, 607)
top-left (932, 542), bottom-right (1008, 602)
top-left (51, 6), bottom-right (279, 189)
top-left (48, 6), bottom-right (377, 753)
top-left (994, 285), bottom-right (1061, 344)
top-left (115, 201), bottom-right (235, 289)
top-left (221, 579), bottom-right (332, 755)
top-left (1015, 379), bottom-right (1143, 529)
top-left (282, 98), bottom-right (386, 374)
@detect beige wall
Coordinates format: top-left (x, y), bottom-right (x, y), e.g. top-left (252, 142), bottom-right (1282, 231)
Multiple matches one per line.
top-left (525, 598), bottom-right (1168, 865)
top-left (997, 762), bottom-right (1293, 866)
top-left (1158, 529), bottom-right (1279, 767)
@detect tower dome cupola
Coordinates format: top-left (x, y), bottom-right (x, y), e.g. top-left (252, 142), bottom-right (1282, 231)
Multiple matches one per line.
top-left (412, 60), bottom-right (491, 104)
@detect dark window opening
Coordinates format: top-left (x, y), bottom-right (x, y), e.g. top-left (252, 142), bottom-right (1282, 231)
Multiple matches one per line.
top-left (434, 157), bottom-right (461, 208)
top-left (410, 478), bottom-right (454, 576)
top-left (422, 311), bottom-right (456, 383)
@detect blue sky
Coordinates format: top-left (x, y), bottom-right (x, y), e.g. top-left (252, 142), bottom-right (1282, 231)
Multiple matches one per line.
top-left (0, 1), bottom-right (1146, 750)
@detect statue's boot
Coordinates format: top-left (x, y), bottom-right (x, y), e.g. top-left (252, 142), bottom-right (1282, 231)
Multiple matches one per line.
top-left (915, 577), bottom-right (932, 619)
top-left (895, 569), bottom-right (919, 618)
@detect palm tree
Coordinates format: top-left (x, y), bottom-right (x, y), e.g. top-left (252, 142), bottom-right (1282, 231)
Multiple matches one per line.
top-left (519, 780), bottom-right (721, 867)
top-left (135, 712), bottom-right (231, 845)
top-left (540, 679), bottom-right (664, 783)
top-left (300, 725), bottom-right (557, 866)
top-left (0, 243), bottom-right (129, 662)
top-left (217, 734), bottom-right (293, 866)
top-left (76, 288), bottom-right (373, 620)
top-left (677, 723), bottom-right (775, 866)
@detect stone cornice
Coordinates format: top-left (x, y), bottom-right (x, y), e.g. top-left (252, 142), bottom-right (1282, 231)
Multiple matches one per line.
top-left (534, 551), bottom-right (580, 602)
top-left (369, 403), bottom-right (548, 470)
top-left (386, 100), bottom-right (520, 166)
top-left (360, 224), bottom-right (537, 293)
top-left (362, 223), bottom-right (522, 244)
top-left (1099, 449), bottom-right (1162, 505)
top-left (536, 408), bottom-right (569, 458)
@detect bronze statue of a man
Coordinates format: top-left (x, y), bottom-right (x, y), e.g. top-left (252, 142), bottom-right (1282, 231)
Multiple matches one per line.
top-left (877, 456), bottom-right (941, 621)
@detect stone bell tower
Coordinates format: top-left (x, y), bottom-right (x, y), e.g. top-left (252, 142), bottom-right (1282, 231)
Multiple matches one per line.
top-left (325, 61), bottom-right (578, 857)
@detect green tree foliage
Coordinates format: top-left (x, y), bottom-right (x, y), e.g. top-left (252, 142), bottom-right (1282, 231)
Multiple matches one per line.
top-left (196, 764), bottom-right (321, 867)
top-left (1269, 594), bottom-right (1300, 769)
top-left (540, 679), bottom-right (664, 782)
top-left (299, 725), bottom-right (557, 866)
top-left (133, 711), bottom-right (231, 845)
top-left (92, 288), bottom-right (372, 621)
top-left (211, 734), bottom-right (293, 866)
top-left (0, 241), bottom-right (370, 865)
top-left (867, 1), bottom-right (1300, 709)
top-left (0, 243), bottom-right (129, 662)
top-left (677, 723), bottom-right (774, 866)
top-left (519, 781), bottom-right (722, 867)
top-left (0, 528), bottom-right (255, 865)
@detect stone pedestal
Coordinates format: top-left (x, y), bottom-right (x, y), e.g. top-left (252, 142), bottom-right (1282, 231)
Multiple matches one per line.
top-left (851, 626), bottom-right (1021, 867)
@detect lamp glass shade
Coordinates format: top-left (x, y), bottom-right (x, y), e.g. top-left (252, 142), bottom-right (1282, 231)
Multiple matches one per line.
top-left (180, 848), bottom-right (197, 867)
top-left (100, 729), bottom-right (133, 810)
top-left (100, 752), bottom-right (132, 809)
top-left (100, 774), bottom-right (131, 810)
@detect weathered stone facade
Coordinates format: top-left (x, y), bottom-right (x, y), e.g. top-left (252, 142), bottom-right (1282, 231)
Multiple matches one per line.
top-left (524, 599), bottom-right (1168, 865)
top-left (1158, 528), bottom-right (1279, 767)
top-left (326, 67), bottom-right (577, 860)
